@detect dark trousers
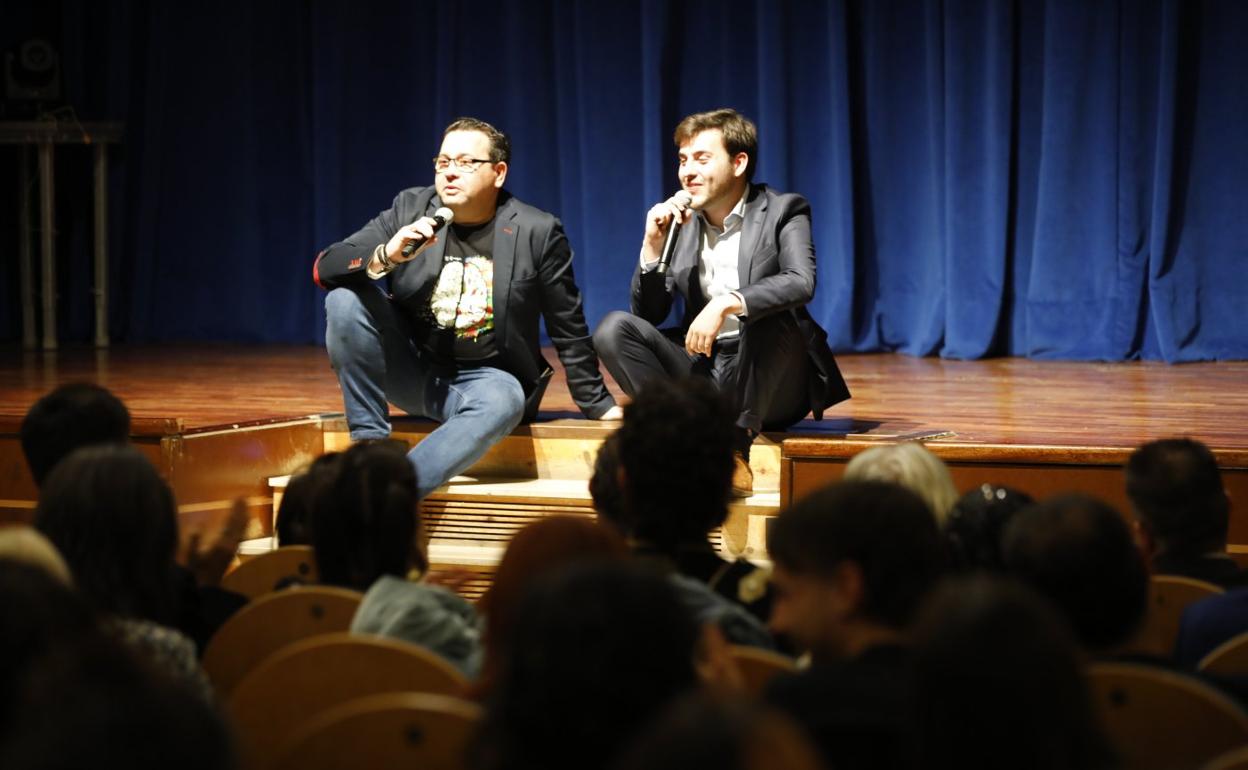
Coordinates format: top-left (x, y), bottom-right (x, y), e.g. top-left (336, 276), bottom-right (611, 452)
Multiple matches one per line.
top-left (593, 310), bottom-right (811, 434)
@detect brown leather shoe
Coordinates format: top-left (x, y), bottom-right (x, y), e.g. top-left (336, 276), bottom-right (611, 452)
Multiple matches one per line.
top-left (731, 451), bottom-right (754, 498)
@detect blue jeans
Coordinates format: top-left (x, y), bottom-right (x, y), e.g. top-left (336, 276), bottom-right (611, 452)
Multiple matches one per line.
top-left (325, 284), bottom-right (525, 499)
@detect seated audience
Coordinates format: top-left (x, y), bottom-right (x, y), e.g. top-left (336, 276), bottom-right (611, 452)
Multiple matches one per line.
top-left (944, 483), bottom-right (1034, 572)
top-left (311, 440), bottom-right (481, 676)
top-left (610, 694), bottom-right (825, 770)
top-left (471, 562), bottom-right (701, 770)
top-left (34, 445), bottom-right (213, 700)
top-left (603, 378), bottom-right (773, 632)
top-left (1175, 588), bottom-right (1248, 669)
top-left (1126, 437), bottom-right (1246, 587)
top-left (764, 480), bottom-right (945, 770)
top-left (1002, 494), bottom-right (1149, 655)
top-left (911, 576), bottom-right (1117, 770)
top-left (474, 515), bottom-right (628, 696)
top-left (20, 383), bottom-right (246, 652)
top-left (843, 442), bottom-right (959, 524)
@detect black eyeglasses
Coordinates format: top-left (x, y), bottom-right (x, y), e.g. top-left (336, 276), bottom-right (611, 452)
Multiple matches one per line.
top-left (432, 156), bottom-right (494, 174)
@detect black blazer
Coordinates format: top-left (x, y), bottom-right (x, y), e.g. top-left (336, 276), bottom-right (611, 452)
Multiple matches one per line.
top-left (315, 187), bottom-right (615, 421)
top-left (631, 183), bottom-right (850, 417)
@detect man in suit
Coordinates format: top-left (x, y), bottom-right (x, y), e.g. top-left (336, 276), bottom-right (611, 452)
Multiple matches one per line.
top-left (593, 108), bottom-right (849, 496)
top-left (315, 117), bottom-right (621, 499)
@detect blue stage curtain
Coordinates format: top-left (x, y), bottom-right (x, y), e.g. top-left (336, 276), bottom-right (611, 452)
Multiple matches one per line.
top-left (3, 0), bottom-right (1244, 361)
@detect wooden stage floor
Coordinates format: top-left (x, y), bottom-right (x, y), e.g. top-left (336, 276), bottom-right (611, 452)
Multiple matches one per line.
top-left (1, 343), bottom-right (1245, 453)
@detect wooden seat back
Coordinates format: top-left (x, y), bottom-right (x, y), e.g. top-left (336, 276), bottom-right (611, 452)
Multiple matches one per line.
top-left (1133, 576), bottom-right (1224, 657)
top-left (221, 545), bottom-right (318, 599)
top-left (202, 585), bottom-right (362, 696)
top-left (729, 645), bottom-right (799, 696)
top-left (1200, 631), bottom-right (1248, 676)
top-left (228, 631), bottom-right (469, 770)
top-left (1089, 661), bottom-right (1248, 770)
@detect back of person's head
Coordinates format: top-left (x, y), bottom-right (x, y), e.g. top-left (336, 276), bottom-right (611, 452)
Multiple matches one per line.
top-left (610, 695), bottom-right (825, 770)
top-left (311, 440), bottom-right (422, 591)
top-left (275, 451), bottom-right (342, 546)
top-left (945, 484), bottom-right (1035, 572)
top-left (844, 442), bottom-right (958, 524)
top-left (34, 444), bottom-right (178, 623)
top-left (1126, 438), bottom-right (1229, 556)
top-left (0, 525), bottom-right (73, 585)
top-left (911, 577), bottom-right (1115, 770)
top-left (768, 480), bottom-right (945, 631)
top-left (590, 432), bottom-right (629, 533)
top-left (476, 516), bottom-right (628, 695)
top-left (20, 383), bottom-right (130, 486)
top-left (474, 561), bottom-right (700, 770)
top-left (615, 378), bottom-right (735, 547)
top-left (0, 559), bottom-right (98, 725)
top-left (0, 632), bottom-right (236, 770)
top-left (1002, 494), bottom-right (1148, 653)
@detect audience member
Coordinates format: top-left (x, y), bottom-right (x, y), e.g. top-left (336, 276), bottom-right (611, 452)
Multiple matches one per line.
top-left (312, 440), bottom-right (480, 676)
top-left (764, 480), bottom-right (945, 770)
top-left (1126, 437), bottom-right (1245, 587)
top-left (843, 442), bottom-right (958, 524)
top-left (34, 444), bottom-right (212, 700)
top-left (472, 561), bottom-right (701, 770)
top-left (19, 382), bottom-right (130, 486)
top-left (610, 694), bottom-right (826, 770)
top-left (610, 377), bottom-right (773, 626)
top-left (20, 383), bottom-right (247, 652)
top-left (474, 515), bottom-right (628, 696)
top-left (945, 483), bottom-right (1034, 572)
top-left (1002, 494), bottom-right (1149, 655)
top-left (911, 576), bottom-right (1117, 770)
top-left (274, 451), bottom-right (342, 547)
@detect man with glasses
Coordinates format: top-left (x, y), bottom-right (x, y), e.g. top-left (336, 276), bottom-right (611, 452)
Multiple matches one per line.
top-left (594, 108), bottom-right (850, 497)
top-left (315, 117), bottom-right (621, 499)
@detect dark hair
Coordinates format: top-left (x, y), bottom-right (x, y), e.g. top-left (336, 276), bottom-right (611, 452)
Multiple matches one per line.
top-left (769, 480), bottom-right (945, 628)
top-left (615, 378), bottom-right (735, 547)
top-left (0, 560), bottom-right (99, 726)
top-left (610, 695), bottom-right (824, 770)
top-left (1126, 438), bottom-right (1229, 555)
top-left (34, 444), bottom-right (179, 623)
top-left (473, 562), bottom-right (700, 770)
top-left (310, 440), bottom-right (423, 591)
top-left (275, 452), bottom-right (342, 546)
top-left (444, 116), bottom-right (511, 164)
top-left (590, 432), bottom-right (628, 533)
top-left (20, 383), bottom-right (130, 486)
top-left (674, 108), bottom-right (759, 182)
top-left (911, 577), bottom-right (1116, 770)
top-left (945, 484), bottom-right (1035, 572)
top-left (475, 516), bottom-right (628, 697)
top-left (1002, 494), bottom-right (1148, 652)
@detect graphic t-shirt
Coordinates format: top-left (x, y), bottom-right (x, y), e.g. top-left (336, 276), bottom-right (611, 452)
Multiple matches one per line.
top-left (417, 216), bottom-right (498, 362)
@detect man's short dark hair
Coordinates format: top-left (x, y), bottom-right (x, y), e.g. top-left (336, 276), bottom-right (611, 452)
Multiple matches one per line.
top-left (674, 108), bottom-right (759, 182)
top-left (20, 384), bottom-right (131, 487)
top-left (615, 378), bottom-right (735, 547)
top-left (1126, 438), bottom-right (1229, 555)
top-left (1002, 494), bottom-right (1149, 652)
top-left (768, 480), bottom-right (945, 629)
top-left (444, 116), bottom-right (510, 164)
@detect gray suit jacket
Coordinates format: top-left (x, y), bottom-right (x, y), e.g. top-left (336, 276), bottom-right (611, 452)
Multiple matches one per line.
top-left (631, 183), bottom-right (850, 417)
top-left (316, 187), bottom-right (615, 421)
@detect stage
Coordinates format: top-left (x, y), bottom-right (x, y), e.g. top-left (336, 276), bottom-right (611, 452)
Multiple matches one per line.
top-left (2, 344), bottom-right (1246, 568)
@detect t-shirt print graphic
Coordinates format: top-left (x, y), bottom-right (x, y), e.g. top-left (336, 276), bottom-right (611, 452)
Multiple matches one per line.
top-left (429, 255), bottom-right (494, 340)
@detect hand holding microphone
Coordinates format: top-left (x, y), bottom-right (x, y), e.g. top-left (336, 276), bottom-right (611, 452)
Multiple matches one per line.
top-left (642, 191), bottom-right (692, 273)
top-left (385, 207), bottom-right (455, 265)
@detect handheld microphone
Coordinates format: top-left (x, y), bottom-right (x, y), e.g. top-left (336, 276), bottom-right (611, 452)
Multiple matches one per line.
top-left (401, 207), bottom-right (455, 257)
top-left (656, 191), bottom-right (692, 275)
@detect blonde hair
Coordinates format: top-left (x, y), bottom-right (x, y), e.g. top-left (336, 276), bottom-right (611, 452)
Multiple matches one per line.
top-left (0, 524), bottom-right (73, 585)
top-left (844, 443), bottom-right (958, 524)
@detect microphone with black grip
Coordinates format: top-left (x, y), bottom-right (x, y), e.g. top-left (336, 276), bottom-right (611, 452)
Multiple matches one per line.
top-left (401, 207), bottom-right (455, 257)
top-left (656, 191), bottom-right (692, 275)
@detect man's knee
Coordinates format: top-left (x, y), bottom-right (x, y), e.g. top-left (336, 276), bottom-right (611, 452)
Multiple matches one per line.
top-left (593, 310), bottom-right (639, 358)
top-left (325, 286), bottom-right (370, 328)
